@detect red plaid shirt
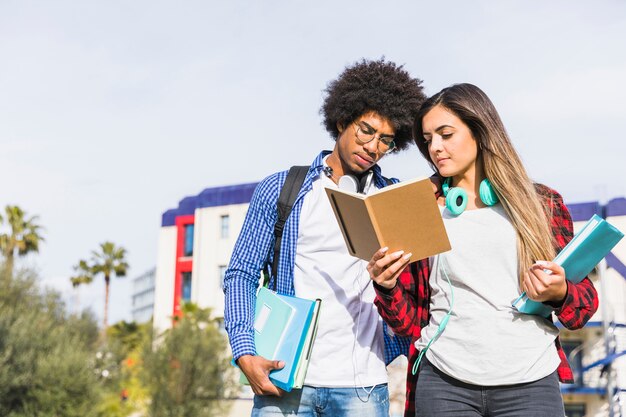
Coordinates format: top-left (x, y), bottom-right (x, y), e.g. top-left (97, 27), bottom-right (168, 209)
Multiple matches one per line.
top-left (374, 184), bottom-right (599, 417)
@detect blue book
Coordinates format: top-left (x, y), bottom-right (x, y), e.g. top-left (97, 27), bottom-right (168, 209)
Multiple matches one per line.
top-left (239, 287), bottom-right (321, 392)
top-left (512, 214), bottom-right (624, 316)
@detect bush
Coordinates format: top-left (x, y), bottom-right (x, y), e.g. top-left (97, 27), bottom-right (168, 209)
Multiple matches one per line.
top-left (0, 267), bottom-right (101, 417)
top-left (142, 303), bottom-right (237, 417)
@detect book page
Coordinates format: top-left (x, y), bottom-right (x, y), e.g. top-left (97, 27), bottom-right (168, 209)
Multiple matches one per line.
top-left (325, 189), bottom-right (380, 258)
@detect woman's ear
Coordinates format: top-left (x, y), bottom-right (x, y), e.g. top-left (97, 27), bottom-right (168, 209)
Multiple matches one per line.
top-left (336, 121), bottom-right (344, 133)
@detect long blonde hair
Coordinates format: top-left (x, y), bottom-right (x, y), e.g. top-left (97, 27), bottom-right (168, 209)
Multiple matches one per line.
top-left (413, 83), bottom-right (555, 280)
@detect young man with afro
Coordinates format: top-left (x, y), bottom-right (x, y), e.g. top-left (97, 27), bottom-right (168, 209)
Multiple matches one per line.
top-left (223, 59), bottom-right (425, 416)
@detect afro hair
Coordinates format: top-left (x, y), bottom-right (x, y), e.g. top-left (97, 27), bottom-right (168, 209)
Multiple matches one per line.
top-left (320, 58), bottom-right (425, 151)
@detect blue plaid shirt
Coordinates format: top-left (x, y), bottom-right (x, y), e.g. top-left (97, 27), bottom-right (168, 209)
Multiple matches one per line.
top-left (223, 150), bottom-right (410, 365)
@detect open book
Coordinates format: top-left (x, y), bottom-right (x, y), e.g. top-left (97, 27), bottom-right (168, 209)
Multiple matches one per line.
top-left (512, 214), bottom-right (624, 316)
top-left (325, 177), bottom-right (451, 262)
top-left (239, 287), bottom-right (321, 392)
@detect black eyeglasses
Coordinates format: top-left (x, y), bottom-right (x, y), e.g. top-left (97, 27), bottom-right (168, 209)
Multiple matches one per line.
top-left (352, 122), bottom-right (396, 154)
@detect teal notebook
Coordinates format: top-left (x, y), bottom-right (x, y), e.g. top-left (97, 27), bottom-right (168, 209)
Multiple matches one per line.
top-left (253, 287), bottom-right (296, 360)
top-left (512, 214), bottom-right (624, 316)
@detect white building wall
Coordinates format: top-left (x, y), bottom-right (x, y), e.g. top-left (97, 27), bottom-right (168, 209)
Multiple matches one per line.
top-left (192, 203), bottom-right (249, 317)
top-left (152, 226), bottom-right (177, 333)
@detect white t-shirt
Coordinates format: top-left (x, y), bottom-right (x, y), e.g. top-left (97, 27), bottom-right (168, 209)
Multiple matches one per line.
top-left (416, 204), bottom-right (561, 385)
top-left (293, 164), bottom-right (387, 387)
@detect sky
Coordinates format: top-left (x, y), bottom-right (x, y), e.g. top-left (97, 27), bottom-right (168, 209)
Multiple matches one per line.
top-left (1, 0), bottom-right (625, 324)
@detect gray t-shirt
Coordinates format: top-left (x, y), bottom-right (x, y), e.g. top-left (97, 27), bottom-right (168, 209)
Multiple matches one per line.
top-left (416, 204), bottom-right (560, 385)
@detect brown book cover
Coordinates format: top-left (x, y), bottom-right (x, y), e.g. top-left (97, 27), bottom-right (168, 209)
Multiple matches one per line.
top-left (324, 177), bottom-right (451, 262)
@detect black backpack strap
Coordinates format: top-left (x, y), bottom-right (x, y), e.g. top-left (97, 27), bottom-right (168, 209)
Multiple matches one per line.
top-left (266, 165), bottom-right (309, 291)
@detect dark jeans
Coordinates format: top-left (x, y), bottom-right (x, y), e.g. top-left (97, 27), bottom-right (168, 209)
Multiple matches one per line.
top-left (415, 358), bottom-right (565, 417)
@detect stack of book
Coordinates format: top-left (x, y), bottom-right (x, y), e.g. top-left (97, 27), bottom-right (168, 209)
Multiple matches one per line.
top-left (240, 287), bottom-right (321, 392)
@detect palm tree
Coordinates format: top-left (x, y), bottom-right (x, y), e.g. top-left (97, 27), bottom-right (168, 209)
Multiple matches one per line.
top-left (71, 242), bottom-right (129, 330)
top-left (91, 242), bottom-right (129, 330)
top-left (0, 205), bottom-right (44, 276)
top-left (70, 259), bottom-right (93, 313)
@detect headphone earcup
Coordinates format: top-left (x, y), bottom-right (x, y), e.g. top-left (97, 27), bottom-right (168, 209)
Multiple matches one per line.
top-left (445, 186), bottom-right (468, 215)
top-left (479, 179), bottom-right (499, 206)
top-left (338, 175), bottom-right (359, 193)
top-left (338, 172), bottom-right (373, 194)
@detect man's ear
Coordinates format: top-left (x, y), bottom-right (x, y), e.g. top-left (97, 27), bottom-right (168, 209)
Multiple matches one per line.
top-left (336, 121), bottom-right (344, 133)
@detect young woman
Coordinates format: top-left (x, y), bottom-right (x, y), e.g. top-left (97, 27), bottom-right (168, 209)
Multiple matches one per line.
top-left (367, 84), bottom-right (598, 417)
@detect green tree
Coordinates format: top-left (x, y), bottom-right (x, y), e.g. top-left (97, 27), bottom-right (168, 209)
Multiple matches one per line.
top-left (142, 303), bottom-right (237, 417)
top-left (107, 321), bottom-right (146, 355)
top-left (0, 265), bottom-right (101, 417)
top-left (0, 205), bottom-right (44, 276)
top-left (71, 242), bottom-right (129, 329)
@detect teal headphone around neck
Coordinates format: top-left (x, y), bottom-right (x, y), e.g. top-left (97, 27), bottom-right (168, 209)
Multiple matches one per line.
top-left (441, 177), bottom-right (499, 215)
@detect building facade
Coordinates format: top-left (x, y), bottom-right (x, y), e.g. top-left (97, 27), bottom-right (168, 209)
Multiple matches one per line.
top-left (131, 267), bottom-right (156, 323)
top-left (153, 183), bottom-right (256, 333)
top-left (154, 183), bottom-right (626, 417)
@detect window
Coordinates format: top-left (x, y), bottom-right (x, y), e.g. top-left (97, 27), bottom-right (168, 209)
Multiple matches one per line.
top-left (219, 265), bottom-right (227, 289)
top-left (184, 224), bottom-right (194, 257)
top-left (564, 403), bottom-right (586, 417)
top-left (220, 215), bottom-right (230, 239)
top-left (181, 272), bottom-right (192, 302)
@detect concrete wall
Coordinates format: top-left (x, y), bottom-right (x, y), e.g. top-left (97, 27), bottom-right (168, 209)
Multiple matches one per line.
top-left (192, 203), bottom-right (249, 317)
top-left (152, 226), bottom-right (177, 333)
